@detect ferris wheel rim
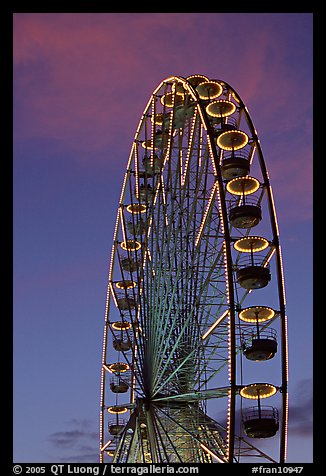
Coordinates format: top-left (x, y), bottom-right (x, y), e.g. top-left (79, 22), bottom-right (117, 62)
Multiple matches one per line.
top-left (100, 74), bottom-right (288, 464)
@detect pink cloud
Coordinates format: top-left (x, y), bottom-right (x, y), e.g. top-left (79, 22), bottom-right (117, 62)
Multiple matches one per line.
top-left (14, 14), bottom-right (308, 151)
top-left (13, 13), bottom-right (312, 222)
top-left (13, 14), bottom-right (230, 165)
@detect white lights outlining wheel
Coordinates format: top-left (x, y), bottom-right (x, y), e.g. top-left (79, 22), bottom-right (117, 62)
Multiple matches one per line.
top-left (100, 75), bottom-right (288, 463)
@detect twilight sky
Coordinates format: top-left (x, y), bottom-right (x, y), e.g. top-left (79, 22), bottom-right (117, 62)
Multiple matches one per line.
top-left (13, 12), bottom-right (313, 463)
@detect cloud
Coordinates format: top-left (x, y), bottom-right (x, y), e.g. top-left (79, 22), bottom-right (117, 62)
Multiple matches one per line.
top-left (15, 14), bottom-right (304, 156)
top-left (13, 13), bottom-right (312, 222)
top-left (48, 430), bottom-right (86, 449)
top-left (47, 419), bottom-right (99, 462)
top-left (13, 14), bottom-right (147, 158)
top-left (57, 453), bottom-right (99, 463)
top-left (13, 14), bottom-right (202, 132)
top-left (288, 379), bottom-right (313, 437)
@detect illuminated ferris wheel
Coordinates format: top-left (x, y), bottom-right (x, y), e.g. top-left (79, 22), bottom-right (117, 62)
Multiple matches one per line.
top-left (99, 75), bottom-right (288, 463)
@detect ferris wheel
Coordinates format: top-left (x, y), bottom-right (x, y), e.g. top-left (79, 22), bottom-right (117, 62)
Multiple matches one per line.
top-left (99, 75), bottom-right (288, 463)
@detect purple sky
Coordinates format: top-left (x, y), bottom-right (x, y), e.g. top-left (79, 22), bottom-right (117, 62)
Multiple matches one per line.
top-left (13, 13), bottom-right (313, 463)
